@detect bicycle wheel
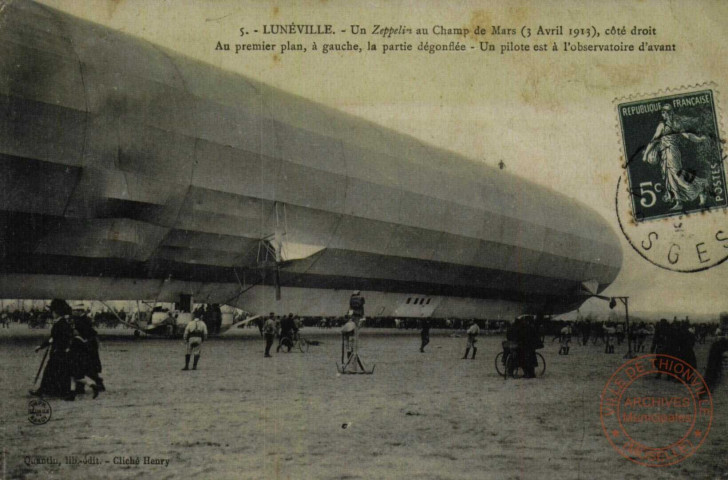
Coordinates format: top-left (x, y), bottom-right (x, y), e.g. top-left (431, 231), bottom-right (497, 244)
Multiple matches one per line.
top-left (505, 354), bottom-right (524, 379)
top-left (535, 352), bottom-right (546, 377)
top-left (278, 337), bottom-right (292, 353)
top-left (494, 352), bottom-right (505, 377)
top-left (298, 337), bottom-right (309, 353)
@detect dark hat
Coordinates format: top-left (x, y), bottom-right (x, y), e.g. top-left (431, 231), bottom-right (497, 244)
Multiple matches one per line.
top-left (49, 299), bottom-right (71, 316)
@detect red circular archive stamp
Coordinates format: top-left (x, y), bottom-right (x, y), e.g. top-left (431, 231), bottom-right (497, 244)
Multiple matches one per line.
top-left (600, 354), bottom-right (712, 467)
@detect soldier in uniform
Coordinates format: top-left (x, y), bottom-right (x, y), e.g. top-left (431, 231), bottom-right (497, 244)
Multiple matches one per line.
top-left (30, 299), bottom-right (75, 400)
top-left (182, 313), bottom-right (208, 370)
top-left (463, 320), bottom-right (480, 359)
top-left (263, 313), bottom-right (277, 357)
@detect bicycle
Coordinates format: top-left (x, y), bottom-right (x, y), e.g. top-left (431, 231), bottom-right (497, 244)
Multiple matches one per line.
top-left (494, 341), bottom-right (546, 379)
top-left (278, 331), bottom-right (310, 353)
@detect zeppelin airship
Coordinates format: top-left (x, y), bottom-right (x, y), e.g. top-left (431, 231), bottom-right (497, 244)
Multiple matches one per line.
top-left (0, 0), bottom-right (622, 319)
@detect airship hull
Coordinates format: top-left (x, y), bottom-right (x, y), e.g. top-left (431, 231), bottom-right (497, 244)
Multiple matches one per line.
top-left (0, 1), bottom-right (622, 317)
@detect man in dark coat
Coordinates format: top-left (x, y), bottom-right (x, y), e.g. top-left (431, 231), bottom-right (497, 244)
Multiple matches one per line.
top-left (420, 319), bottom-right (431, 352)
top-left (70, 311), bottom-right (104, 397)
top-left (508, 315), bottom-right (541, 378)
top-left (277, 313), bottom-right (296, 352)
top-left (704, 337), bottom-right (728, 389)
top-left (30, 299), bottom-right (75, 400)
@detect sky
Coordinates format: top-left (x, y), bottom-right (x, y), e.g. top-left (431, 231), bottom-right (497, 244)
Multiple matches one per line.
top-left (31, 0), bottom-right (728, 316)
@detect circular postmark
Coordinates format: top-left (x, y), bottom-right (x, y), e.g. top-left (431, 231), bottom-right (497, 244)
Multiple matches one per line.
top-left (600, 354), bottom-right (712, 467)
top-left (615, 174), bottom-right (728, 272)
top-left (27, 399), bottom-right (52, 425)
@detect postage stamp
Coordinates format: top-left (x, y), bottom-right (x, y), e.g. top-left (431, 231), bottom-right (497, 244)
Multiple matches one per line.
top-left (618, 90), bottom-right (726, 221)
top-left (600, 354), bottom-right (713, 468)
top-left (615, 86), bottom-right (728, 272)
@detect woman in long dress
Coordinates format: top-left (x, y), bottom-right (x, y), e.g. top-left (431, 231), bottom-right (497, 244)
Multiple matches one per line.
top-left (643, 104), bottom-right (709, 210)
top-left (30, 299), bottom-right (75, 400)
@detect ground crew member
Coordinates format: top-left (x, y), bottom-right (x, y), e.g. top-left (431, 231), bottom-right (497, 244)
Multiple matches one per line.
top-left (182, 314), bottom-right (208, 370)
top-left (463, 320), bottom-right (479, 359)
top-left (558, 323), bottom-right (572, 355)
top-left (277, 313), bottom-right (296, 352)
top-left (704, 337), bottom-right (728, 389)
top-left (70, 311), bottom-right (104, 397)
top-left (349, 291), bottom-right (365, 319)
top-left (420, 319), bottom-right (430, 352)
top-left (263, 313), bottom-right (277, 357)
top-left (164, 310), bottom-right (176, 337)
top-left (341, 316), bottom-right (357, 360)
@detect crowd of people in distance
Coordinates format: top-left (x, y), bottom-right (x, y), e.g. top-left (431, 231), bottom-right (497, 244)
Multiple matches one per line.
top-left (21, 294), bottom-right (728, 397)
top-left (250, 312), bottom-right (305, 357)
top-left (241, 315), bottom-right (509, 333)
top-left (548, 317), bottom-right (716, 355)
top-left (650, 318), bottom-right (698, 368)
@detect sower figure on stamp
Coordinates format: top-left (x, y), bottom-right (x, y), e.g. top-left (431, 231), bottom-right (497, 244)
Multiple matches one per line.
top-left (463, 320), bottom-right (479, 359)
top-left (182, 313), bottom-right (208, 370)
top-left (30, 299), bottom-right (75, 400)
top-left (643, 104), bottom-right (710, 211)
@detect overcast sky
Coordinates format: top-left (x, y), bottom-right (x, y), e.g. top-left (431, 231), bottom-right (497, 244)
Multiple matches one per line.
top-left (36, 0), bottom-right (728, 316)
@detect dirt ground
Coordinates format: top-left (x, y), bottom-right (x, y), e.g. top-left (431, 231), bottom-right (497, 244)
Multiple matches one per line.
top-left (0, 324), bottom-right (725, 480)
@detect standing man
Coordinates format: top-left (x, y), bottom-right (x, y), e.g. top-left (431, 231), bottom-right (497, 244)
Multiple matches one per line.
top-left (558, 323), bottom-right (572, 355)
top-left (263, 313), bottom-right (277, 357)
top-left (463, 320), bottom-right (480, 359)
top-left (349, 291), bottom-right (365, 319)
top-left (164, 310), bottom-right (176, 338)
top-left (70, 310), bottom-right (104, 397)
top-left (182, 313), bottom-right (208, 370)
top-left (277, 313), bottom-right (295, 352)
top-left (420, 319), bottom-right (430, 353)
top-left (341, 316), bottom-right (357, 360)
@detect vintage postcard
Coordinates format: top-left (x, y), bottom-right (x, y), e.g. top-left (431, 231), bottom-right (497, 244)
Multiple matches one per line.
top-left (0, 1), bottom-right (726, 479)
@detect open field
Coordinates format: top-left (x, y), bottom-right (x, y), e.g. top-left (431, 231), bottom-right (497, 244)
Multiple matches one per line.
top-left (0, 325), bottom-right (725, 480)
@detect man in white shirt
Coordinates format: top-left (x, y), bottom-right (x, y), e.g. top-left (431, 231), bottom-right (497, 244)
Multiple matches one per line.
top-left (182, 314), bottom-right (208, 370)
top-left (463, 320), bottom-right (480, 359)
top-left (341, 317), bottom-right (357, 360)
